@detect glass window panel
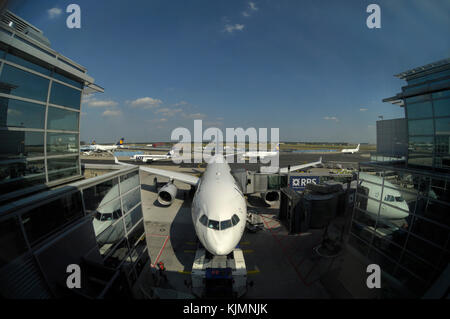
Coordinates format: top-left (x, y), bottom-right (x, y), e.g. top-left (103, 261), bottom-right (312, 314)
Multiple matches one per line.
top-left (435, 117), bottom-right (450, 136)
top-left (432, 90), bottom-right (450, 100)
top-left (199, 214), bottom-right (208, 226)
top-left (0, 130), bottom-right (44, 160)
top-left (408, 153), bottom-right (433, 167)
top-left (47, 156), bottom-right (80, 181)
top-left (406, 101), bottom-right (433, 119)
top-left (348, 233), bottom-right (370, 256)
top-left (127, 221), bottom-right (145, 248)
top-left (231, 214), bottom-right (240, 226)
top-left (53, 70), bottom-right (83, 89)
top-left (22, 191), bottom-right (83, 245)
top-left (408, 119), bottom-right (434, 135)
top-left (220, 219), bottom-right (232, 230)
top-left (102, 237), bottom-right (128, 267)
top-left (49, 81), bottom-right (81, 110)
top-left (409, 216), bottom-right (448, 248)
top-left (0, 216), bottom-right (28, 268)
top-left (433, 97), bottom-right (450, 117)
top-left (119, 171), bottom-right (139, 194)
top-left (122, 187), bottom-right (141, 213)
top-left (405, 235), bottom-right (443, 266)
top-left (124, 204), bottom-right (143, 231)
top-left (46, 132), bottom-right (78, 156)
top-left (0, 97), bottom-right (45, 129)
top-left (0, 159), bottom-right (45, 194)
top-left (5, 51), bottom-right (51, 76)
top-left (405, 94), bottom-right (430, 104)
top-left (83, 178), bottom-right (119, 213)
top-left (422, 199), bottom-right (450, 230)
top-left (408, 136), bottom-right (434, 153)
top-left (394, 267), bottom-right (428, 296)
top-left (408, 119), bottom-right (434, 136)
top-left (435, 135), bottom-right (449, 157)
top-left (0, 64), bottom-right (49, 101)
top-left (368, 248), bottom-right (396, 275)
top-left (207, 219), bottom-right (219, 230)
top-left (399, 251), bottom-right (437, 284)
top-left (47, 107), bottom-right (79, 131)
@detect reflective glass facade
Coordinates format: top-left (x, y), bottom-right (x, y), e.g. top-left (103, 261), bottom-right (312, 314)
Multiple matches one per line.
top-left (403, 68), bottom-right (450, 171)
top-left (351, 59), bottom-right (450, 298)
top-left (0, 166), bottom-right (147, 298)
top-left (350, 164), bottom-right (450, 297)
top-left (0, 43), bottom-right (84, 198)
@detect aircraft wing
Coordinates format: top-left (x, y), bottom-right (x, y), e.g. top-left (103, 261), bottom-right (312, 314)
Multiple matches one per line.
top-left (279, 157), bottom-right (322, 173)
top-left (113, 155), bottom-right (199, 186)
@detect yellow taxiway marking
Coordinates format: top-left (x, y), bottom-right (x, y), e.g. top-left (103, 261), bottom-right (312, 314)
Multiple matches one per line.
top-left (185, 241), bottom-right (197, 245)
top-left (247, 266), bottom-right (260, 275)
top-left (184, 250), bottom-right (196, 253)
top-left (242, 249), bottom-right (254, 254)
top-left (239, 241), bottom-right (250, 245)
top-left (178, 270), bottom-right (192, 275)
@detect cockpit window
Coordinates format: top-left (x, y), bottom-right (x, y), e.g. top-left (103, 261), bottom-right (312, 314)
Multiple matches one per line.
top-left (395, 196), bottom-right (404, 202)
top-left (208, 219), bottom-right (219, 230)
top-left (101, 213), bottom-right (113, 221)
top-left (199, 214), bottom-right (208, 226)
top-left (220, 219), bottom-right (232, 230)
top-left (231, 214), bottom-right (240, 226)
top-left (384, 195), bottom-right (395, 202)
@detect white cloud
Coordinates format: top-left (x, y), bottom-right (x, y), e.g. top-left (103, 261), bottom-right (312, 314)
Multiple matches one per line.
top-left (129, 97), bottom-right (163, 109)
top-left (155, 108), bottom-right (183, 117)
top-left (174, 101), bottom-right (188, 106)
top-left (249, 2), bottom-right (258, 11)
top-left (183, 112), bottom-right (207, 119)
top-left (87, 99), bottom-right (118, 108)
top-left (204, 121), bottom-right (223, 127)
top-left (323, 116), bottom-right (339, 122)
top-left (102, 109), bottom-right (122, 117)
top-left (242, 2), bottom-right (259, 17)
top-left (47, 8), bottom-right (62, 19)
top-left (360, 108), bottom-right (368, 112)
top-left (224, 24), bottom-right (245, 33)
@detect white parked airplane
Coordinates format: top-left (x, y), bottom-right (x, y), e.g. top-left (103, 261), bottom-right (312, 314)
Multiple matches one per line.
top-left (130, 149), bottom-right (175, 163)
top-left (113, 152), bottom-right (321, 256)
top-left (92, 172), bottom-right (139, 244)
top-left (240, 143), bottom-right (280, 161)
top-left (358, 172), bottom-right (410, 220)
top-left (81, 138), bottom-right (125, 154)
top-left (341, 144), bottom-right (360, 154)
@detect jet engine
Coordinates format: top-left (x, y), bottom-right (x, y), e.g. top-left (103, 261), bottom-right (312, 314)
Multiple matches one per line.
top-left (158, 182), bottom-right (178, 206)
top-left (261, 191), bottom-right (280, 205)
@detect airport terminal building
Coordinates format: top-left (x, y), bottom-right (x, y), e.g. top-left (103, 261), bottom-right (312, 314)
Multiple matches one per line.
top-left (347, 58), bottom-right (450, 298)
top-left (0, 11), bottom-right (147, 298)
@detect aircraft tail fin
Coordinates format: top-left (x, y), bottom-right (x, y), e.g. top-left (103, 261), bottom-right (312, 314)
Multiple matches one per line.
top-left (116, 138), bottom-right (125, 146)
top-left (356, 144), bottom-right (360, 151)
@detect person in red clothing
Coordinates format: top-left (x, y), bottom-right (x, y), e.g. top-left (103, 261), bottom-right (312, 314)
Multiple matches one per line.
top-left (157, 261), bottom-right (168, 283)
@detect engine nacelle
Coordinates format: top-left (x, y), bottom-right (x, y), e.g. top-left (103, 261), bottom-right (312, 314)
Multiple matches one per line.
top-left (158, 182), bottom-right (178, 206)
top-left (261, 191), bottom-right (280, 206)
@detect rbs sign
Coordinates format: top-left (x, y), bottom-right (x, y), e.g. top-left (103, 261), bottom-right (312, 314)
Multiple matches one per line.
top-left (289, 176), bottom-right (320, 190)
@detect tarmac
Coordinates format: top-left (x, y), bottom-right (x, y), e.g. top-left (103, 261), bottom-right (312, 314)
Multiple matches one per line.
top-left (82, 151), bottom-right (367, 298)
top-left (132, 163), bottom-right (351, 299)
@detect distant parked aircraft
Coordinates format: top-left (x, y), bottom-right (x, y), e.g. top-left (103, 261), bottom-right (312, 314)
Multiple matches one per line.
top-left (341, 144), bottom-right (360, 154)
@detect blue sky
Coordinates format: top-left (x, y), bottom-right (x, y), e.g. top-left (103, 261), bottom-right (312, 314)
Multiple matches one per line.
top-left (7, 0), bottom-right (450, 143)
